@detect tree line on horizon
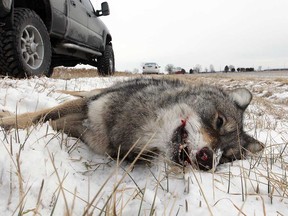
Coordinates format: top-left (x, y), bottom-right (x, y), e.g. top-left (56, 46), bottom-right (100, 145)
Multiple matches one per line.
top-left (165, 64), bottom-right (257, 74)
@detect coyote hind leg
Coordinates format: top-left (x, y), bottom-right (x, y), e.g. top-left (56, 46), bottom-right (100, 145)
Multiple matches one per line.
top-left (0, 98), bottom-right (88, 130)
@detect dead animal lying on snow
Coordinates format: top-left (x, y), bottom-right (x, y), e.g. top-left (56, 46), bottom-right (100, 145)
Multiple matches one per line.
top-left (0, 78), bottom-right (264, 171)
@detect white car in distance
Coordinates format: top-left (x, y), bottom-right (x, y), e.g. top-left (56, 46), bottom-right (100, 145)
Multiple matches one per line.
top-left (142, 63), bottom-right (160, 74)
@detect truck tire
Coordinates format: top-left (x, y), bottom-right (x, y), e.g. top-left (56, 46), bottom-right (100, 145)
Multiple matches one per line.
top-left (0, 8), bottom-right (52, 78)
top-left (97, 44), bottom-right (115, 76)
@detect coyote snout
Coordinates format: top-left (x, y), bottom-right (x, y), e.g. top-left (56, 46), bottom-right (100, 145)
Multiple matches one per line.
top-left (169, 118), bottom-right (217, 170)
top-left (0, 78), bottom-right (264, 171)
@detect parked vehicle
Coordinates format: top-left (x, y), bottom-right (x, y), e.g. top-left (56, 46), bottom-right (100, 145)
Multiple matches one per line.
top-left (0, 0), bottom-right (114, 78)
top-left (142, 62), bottom-right (160, 74)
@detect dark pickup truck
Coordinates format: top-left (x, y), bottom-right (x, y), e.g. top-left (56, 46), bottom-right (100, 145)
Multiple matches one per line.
top-left (0, 0), bottom-right (114, 77)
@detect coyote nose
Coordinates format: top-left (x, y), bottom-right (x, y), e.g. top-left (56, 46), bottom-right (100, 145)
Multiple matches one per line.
top-left (196, 147), bottom-right (214, 171)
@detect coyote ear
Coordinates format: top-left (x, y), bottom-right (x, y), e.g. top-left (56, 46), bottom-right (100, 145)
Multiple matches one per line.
top-left (229, 88), bottom-right (252, 110)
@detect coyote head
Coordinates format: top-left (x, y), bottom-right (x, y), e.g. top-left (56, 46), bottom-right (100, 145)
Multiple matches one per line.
top-left (150, 85), bottom-right (264, 171)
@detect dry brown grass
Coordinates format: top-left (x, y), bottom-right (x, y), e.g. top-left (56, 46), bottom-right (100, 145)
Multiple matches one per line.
top-left (51, 67), bottom-right (136, 79)
top-left (52, 68), bottom-right (287, 80)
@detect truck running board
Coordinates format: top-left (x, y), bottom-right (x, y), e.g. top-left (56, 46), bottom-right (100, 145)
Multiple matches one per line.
top-left (60, 43), bottom-right (102, 56)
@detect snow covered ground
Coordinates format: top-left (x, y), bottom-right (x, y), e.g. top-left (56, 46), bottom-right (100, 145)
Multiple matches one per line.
top-left (0, 72), bottom-right (288, 215)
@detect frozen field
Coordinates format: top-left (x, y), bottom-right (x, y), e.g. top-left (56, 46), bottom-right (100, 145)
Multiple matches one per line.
top-left (0, 71), bottom-right (288, 215)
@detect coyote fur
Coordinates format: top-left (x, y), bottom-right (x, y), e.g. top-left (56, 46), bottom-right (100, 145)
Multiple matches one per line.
top-left (0, 78), bottom-right (264, 170)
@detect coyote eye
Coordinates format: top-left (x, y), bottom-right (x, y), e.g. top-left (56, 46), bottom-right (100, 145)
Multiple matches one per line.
top-left (216, 115), bottom-right (224, 129)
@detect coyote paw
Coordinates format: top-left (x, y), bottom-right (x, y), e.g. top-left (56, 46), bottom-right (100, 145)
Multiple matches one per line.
top-left (0, 110), bottom-right (12, 118)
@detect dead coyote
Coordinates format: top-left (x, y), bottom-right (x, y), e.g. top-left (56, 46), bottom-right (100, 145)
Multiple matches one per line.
top-left (0, 78), bottom-right (264, 170)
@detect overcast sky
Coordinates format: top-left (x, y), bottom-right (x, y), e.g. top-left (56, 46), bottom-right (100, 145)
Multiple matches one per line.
top-left (94, 0), bottom-right (288, 72)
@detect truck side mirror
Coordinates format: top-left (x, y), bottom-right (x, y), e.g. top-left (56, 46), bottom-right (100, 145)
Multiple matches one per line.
top-left (96, 2), bottom-right (110, 16)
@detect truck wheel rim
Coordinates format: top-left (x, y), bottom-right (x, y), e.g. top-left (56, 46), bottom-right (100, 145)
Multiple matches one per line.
top-left (20, 25), bottom-right (44, 70)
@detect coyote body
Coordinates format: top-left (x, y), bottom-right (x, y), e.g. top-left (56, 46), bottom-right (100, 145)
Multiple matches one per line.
top-left (0, 78), bottom-right (264, 170)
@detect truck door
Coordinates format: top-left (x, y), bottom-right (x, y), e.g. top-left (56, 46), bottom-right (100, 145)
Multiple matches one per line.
top-left (82, 0), bottom-right (106, 50)
top-left (50, 0), bottom-right (67, 36)
top-left (66, 0), bottom-right (89, 45)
